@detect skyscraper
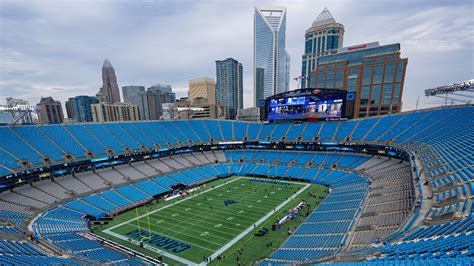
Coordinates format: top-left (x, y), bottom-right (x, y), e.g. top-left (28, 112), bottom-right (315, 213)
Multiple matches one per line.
top-left (74, 95), bottom-right (99, 122)
top-left (138, 90), bottom-right (163, 120)
top-left (91, 102), bottom-right (140, 122)
top-left (216, 58), bottom-right (243, 119)
top-left (122, 86), bottom-right (145, 105)
top-left (37, 96), bottom-right (64, 124)
top-left (301, 8), bottom-right (344, 88)
top-left (100, 59), bottom-right (121, 103)
top-left (254, 6), bottom-right (289, 106)
top-left (65, 97), bottom-right (76, 119)
top-left (189, 77), bottom-right (216, 104)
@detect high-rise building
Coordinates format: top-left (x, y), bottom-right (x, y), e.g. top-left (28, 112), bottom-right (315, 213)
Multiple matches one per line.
top-left (301, 8), bottom-right (344, 88)
top-left (37, 96), bottom-right (64, 124)
top-left (122, 86), bottom-right (145, 105)
top-left (65, 98), bottom-right (76, 119)
top-left (314, 42), bottom-right (408, 118)
top-left (6, 97), bottom-right (29, 106)
top-left (216, 58), bottom-right (243, 119)
top-left (100, 59), bottom-right (121, 103)
top-left (91, 102), bottom-right (140, 122)
top-left (189, 77), bottom-right (216, 104)
top-left (148, 83), bottom-right (172, 93)
top-left (254, 6), bottom-right (289, 106)
top-left (172, 97), bottom-right (223, 120)
top-left (138, 90), bottom-right (162, 120)
top-left (74, 95), bottom-right (99, 122)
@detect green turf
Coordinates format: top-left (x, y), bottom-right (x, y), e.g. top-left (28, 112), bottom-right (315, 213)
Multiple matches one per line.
top-left (96, 176), bottom-right (327, 264)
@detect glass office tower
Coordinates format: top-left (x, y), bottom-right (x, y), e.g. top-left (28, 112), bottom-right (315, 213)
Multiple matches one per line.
top-left (216, 58), bottom-right (243, 119)
top-left (254, 6), bottom-right (289, 106)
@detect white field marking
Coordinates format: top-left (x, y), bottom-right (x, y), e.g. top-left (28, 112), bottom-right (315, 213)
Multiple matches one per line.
top-left (200, 231), bottom-right (209, 237)
top-left (218, 194), bottom-right (222, 196)
top-left (235, 224), bottom-right (240, 226)
top-left (197, 202), bottom-right (203, 206)
top-left (270, 191), bottom-right (275, 194)
top-left (103, 230), bottom-right (196, 266)
top-left (119, 222), bottom-right (223, 251)
top-left (214, 224), bottom-right (222, 228)
top-left (171, 213), bottom-right (178, 217)
top-left (208, 182), bottom-right (311, 262)
top-left (226, 217), bottom-right (234, 221)
top-left (238, 210), bottom-right (245, 214)
top-left (156, 219), bottom-right (164, 224)
top-left (257, 200), bottom-right (261, 203)
top-left (185, 207), bottom-right (191, 211)
top-left (103, 176), bottom-right (309, 265)
top-left (103, 177), bottom-right (244, 234)
top-left (226, 190), bottom-right (230, 192)
top-left (248, 205), bottom-right (253, 208)
top-left (278, 188), bottom-right (282, 190)
top-left (264, 195), bottom-right (268, 198)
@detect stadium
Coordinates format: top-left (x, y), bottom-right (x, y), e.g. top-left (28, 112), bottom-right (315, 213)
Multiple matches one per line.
top-left (0, 105), bottom-right (473, 265)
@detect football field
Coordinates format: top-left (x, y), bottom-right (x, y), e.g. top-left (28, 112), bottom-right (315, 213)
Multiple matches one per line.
top-left (101, 176), bottom-right (309, 264)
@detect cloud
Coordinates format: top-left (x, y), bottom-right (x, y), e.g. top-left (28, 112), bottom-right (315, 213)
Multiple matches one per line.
top-left (0, 0), bottom-right (472, 112)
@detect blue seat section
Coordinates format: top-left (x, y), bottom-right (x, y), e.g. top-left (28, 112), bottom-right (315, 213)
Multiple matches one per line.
top-left (65, 125), bottom-right (107, 155)
top-left (302, 123), bottom-right (321, 141)
top-left (219, 120), bottom-right (233, 141)
top-left (173, 121), bottom-right (201, 143)
top-left (0, 149), bottom-right (21, 170)
top-left (45, 232), bottom-right (139, 264)
top-left (351, 117), bottom-right (380, 140)
top-left (377, 111), bottom-right (428, 142)
top-left (0, 127), bottom-right (42, 165)
top-left (334, 120), bottom-right (357, 140)
top-left (33, 207), bottom-right (88, 234)
top-left (13, 127), bottom-right (64, 162)
top-left (363, 115), bottom-right (402, 141)
top-left (162, 121), bottom-right (189, 144)
top-left (0, 226), bottom-right (21, 237)
top-left (319, 122), bottom-right (337, 140)
top-left (133, 122), bottom-right (168, 146)
top-left (0, 211), bottom-right (26, 226)
top-left (39, 125), bottom-right (86, 159)
top-left (0, 254), bottom-right (80, 265)
top-left (134, 180), bottom-right (169, 196)
top-left (82, 194), bottom-right (118, 212)
top-left (258, 125), bottom-right (275, 141)
top-left (205, 120), bottom-right (223, 141)
top-left (152, 176), bottom-right (178, 188)
top-left (119, 123), bottom-right (155, 149)
top-left (271, 124), bottom-right (290, 141)
top-left (246, 123), bottom-right (261, 140)
top-left (286, 123), bottom-right (306, 140)
top-left (85, 124), bottom-right (124, 152)
top-left (402, 215), bottom-right (473, 241)
top-left (64, 199), bottom-right (106, 219)
top-left (102, 124), bottom-right (141, 150)
top-left (0, 239), bottom-right (44, 256)
top-left (99, 190), bottom-right (131, 207)
top-left (146, 122), bottom-right (178, 145)
top-left (187, 120), bottom-right (211, 143)
top-left (232, 121), bottom-right (248, 141)
top-left (116, 184), bottom-right (150, 202)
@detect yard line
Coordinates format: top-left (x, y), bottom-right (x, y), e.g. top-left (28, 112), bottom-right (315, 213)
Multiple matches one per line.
top-left (207, 182), bottom-right (311, 264)
top-left (104, 176), bottom-right (244, 233)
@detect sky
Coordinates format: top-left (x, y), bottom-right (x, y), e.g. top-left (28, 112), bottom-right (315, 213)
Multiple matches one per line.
top-left (0, 0), bottom-right (473, 111)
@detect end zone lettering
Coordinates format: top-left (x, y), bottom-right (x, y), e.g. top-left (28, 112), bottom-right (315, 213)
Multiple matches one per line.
top-left (126, 229), bottom-right (191, 253)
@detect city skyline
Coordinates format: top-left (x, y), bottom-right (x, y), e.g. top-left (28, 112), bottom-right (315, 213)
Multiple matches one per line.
top-left (1, 0), bottom-right (472, 111)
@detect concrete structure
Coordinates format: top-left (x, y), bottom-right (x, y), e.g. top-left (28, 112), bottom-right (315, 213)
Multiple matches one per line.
top-left (189, 77), bottom-right (216, 104)
top-left (173, 97), bottom-right (223, 120)
top-left (237, 107), bottom-right (261, 121)
top-left (314, 42), bottom-right (408, 118)
top-left (148, 83), bottom-right (172, 94)
top-left (65, 98), bottom-right (76, 119)
top-left (100, 59), bottom-right (121, 103)
top-left (254, 6), bottom-right (290, 106)
top-left (122, 86), bottom-right (145, 105)
top-left (37, 96), bottom-right (64, 124)
top-left (138, 90), bottom-right (162, 120)
top-left (216, 58), bottom-right (243, 119)
top-left (74, 95), bottom-right (99, 122)
top-left (301, 7), bottom-right (344, 88)
top-left (91, 102), bottom-right (139, 122)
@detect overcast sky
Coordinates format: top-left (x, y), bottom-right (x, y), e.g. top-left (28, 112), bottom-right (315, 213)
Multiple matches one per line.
top-left (1, 0), bottom-right (473, 111)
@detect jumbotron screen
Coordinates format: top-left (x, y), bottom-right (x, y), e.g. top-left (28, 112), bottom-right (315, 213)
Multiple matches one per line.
top-left (267, 91), bottom-right (345, 121)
